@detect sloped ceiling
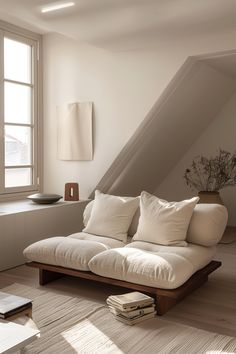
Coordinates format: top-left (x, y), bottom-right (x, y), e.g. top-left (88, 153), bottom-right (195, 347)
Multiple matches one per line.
top-left (94, 56), bottom-right (236, 196)
top-left (203, 53), bottom-right (236, 79)
top-left (1, 0), bottom-right (236, 50)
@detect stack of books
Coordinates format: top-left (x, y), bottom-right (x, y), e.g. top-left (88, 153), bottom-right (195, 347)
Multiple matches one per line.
top-left (0, 291), bottom-right (32, 320)
top-left (107, 291), bottom-right (156, 325)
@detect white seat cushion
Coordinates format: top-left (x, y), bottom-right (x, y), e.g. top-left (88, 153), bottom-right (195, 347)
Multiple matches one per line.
top-left (88, 242), bottom-right (216, 289)
top-left (68, 232), bottom-right (125, 248)
top-left (23, 233), bottom-right (124, 271)
top-left (125, 241), bottom-right (216, 270)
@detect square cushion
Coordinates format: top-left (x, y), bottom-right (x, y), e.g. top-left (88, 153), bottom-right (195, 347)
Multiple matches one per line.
top-left (133, 192), bottom-right (199, 246)
top-left (83, 200), bottom-right (140, 237)
top-left (83, 190), bottom-right (139, 242)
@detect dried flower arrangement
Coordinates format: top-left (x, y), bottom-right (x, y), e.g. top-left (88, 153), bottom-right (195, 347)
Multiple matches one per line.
top-left (184, 149), bottom-right (236, 192)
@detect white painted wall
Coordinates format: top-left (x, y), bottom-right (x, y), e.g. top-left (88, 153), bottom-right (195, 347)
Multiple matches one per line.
top-left (155, 92), bottom-right (236, 225)
top-left (43, 34), bottom-right (183, 198)
top-left (43, 30), bottom-right (236, 201)
top-left (95, 61), bottom-right (236, 197)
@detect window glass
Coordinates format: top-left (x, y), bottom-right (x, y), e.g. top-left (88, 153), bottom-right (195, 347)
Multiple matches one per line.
top-left (4, 38), bottom-right (31, 84)
top-left (5, 125), bottom-right (31, 166)
top-left (0, 26), bottom-right (40, 197)
top-left (5, 168), bottom-right (32, 187)
top-left (4, 82), bottom-right (31, 124)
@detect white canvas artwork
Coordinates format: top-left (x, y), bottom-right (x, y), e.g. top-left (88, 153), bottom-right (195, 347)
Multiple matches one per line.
top-left (57, 102), bottom-right (93, 160)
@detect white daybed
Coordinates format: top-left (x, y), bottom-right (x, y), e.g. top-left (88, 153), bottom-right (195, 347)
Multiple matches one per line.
top-left (24, 191), bottom-right (227, 315)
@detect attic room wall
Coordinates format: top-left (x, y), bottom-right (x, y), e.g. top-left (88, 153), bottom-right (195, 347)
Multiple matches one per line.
top-left (43, 30), bottom-right (236, 199)
top-left (155, 91), bottom-right (236, 226)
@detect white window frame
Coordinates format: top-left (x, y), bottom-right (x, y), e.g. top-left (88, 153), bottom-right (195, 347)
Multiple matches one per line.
top-left (0, 20), bottom-right (42, 201)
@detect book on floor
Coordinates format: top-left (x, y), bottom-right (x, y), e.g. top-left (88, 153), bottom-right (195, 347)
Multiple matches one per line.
top-left (108, 304), bottom-right (155, 319)
top-left (106, 291), bottom-right (154, 311)
top-left (0, 291), bottom-right (32, 319)
top-left (115, 311), bottom-right (156, 325)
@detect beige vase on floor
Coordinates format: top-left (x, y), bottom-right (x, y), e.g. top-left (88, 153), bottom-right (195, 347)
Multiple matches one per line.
top-left (198, 191), bottom-right (224, 205)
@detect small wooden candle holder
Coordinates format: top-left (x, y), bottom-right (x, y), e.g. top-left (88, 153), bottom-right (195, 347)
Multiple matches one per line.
top-left (64, 183), bottom-right (79, 201)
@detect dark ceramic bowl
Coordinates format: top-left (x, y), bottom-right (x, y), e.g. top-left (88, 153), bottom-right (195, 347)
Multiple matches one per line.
top-left (27, 193), bottom-right (63, 204)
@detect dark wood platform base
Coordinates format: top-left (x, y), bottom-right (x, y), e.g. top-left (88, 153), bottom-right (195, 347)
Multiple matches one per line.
top-left (27, 260), bottom-right (221, 315)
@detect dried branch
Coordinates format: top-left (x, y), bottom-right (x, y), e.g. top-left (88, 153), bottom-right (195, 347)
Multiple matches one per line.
top-left (184, 149), bottom-right (236, 192)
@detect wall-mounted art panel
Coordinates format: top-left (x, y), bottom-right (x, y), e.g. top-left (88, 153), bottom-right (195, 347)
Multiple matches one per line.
top-left (57, 102), bottom-right (93, 160)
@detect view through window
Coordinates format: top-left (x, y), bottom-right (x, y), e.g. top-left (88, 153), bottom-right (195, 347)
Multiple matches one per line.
top-left (0, 26), bottom-right (41, 198)
top-left (4, 38), bottom-right (32, 187)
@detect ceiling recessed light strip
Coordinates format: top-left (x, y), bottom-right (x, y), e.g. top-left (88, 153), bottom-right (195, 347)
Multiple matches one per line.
top-left (41, 2), bottom-right (75, 13)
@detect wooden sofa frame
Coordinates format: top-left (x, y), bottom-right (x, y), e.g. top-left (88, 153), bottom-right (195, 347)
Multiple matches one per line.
top-left (27, 260), bottom-right (221, 315)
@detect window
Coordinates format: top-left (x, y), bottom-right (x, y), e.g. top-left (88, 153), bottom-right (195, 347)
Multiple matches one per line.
top-left (0, 22), bottom-right (42, 199)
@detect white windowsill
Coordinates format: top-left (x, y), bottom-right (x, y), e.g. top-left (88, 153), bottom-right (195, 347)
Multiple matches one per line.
top-left (0, 199), bottom-right (90, 216)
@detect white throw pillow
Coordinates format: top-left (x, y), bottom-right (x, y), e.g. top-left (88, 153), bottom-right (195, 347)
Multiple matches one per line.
top-left (83, 190), bottom-right (139, 242)
top-left (133, 191), bottom-right (199, 246)
top-left (83, 199), bottom-right (140, 236)
top-left (83, 200), bottom-right (94, 227)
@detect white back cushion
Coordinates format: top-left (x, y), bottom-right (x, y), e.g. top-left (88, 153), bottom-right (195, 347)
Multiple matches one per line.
top-left (83, 194), bottom-right (228, 247)
top-left (83, 190), bottom-right (139, 242)
top-left (133, 192), bottom-right (199, 246)
top-left (187, 203), bottom-right (228, 246)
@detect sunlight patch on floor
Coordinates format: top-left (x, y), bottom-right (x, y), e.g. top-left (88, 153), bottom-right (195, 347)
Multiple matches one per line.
top-left (61, 319), bottom-right (123, 353)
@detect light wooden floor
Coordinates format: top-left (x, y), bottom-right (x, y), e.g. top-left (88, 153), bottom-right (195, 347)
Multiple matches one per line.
top-left (0, 242), bottom-right (236, 337)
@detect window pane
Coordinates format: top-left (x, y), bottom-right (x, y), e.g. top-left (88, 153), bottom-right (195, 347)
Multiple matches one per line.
top-left (4, 82), bottom-right (31, 124)
top-left (5, 125), bottom-right (31, 166)
top-left (4, 38), bottom-right (31, 84)
top-left (5, 168), bottom-right (32, 187)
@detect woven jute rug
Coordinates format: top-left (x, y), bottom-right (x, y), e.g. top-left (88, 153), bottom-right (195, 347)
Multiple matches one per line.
top-left (2, 283), bottom-right (236, 354)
